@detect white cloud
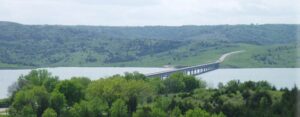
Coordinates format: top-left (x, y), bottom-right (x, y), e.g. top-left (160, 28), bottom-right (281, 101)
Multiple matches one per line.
top-left (0, 0), bottom-right (298, 25)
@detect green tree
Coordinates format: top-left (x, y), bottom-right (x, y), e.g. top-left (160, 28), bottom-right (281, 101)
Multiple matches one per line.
top-left (124, 79), bottom-right (153, 113)
top-left (218, 92), bottom-right (244, 117)
top-left (70, 77), bottom-right (91, 89)
top-left (150, 107), bottom-right (166, 117)
top-left (87, 76), bottom-right (153, 108)
top-left (224, 80), bottom-right (240, 93)
top-left (124, 72), bottom-right (146, 81)
top-left (185, 108), bottom-right (210, 117)
top-left (71, 101), bottom-right (91, 117)
top-left (163, 73), bottom-right (185, 93)
top-left (182, 76), bottom-right (200, 92)
top-left (86, 76), bottom-right (125, 106)
top-left (43, 77), bottom-right (59, 92)
top-left (49, 91), bottom-right (66, 115)
top-left (211, 112), bottom-right (226, 117)
top-left (148, 77), bottom-right (165, 94)
top-left (67, 98), bottom-right (109, 117)
top-left (11, 86), bottom-right (49, 117)
top-left (63, 106), bottom-right (80, 117)
top-left (87, 98), bottom-right (109, 117)
top-left (132, 106), bottom-right (152, 117)
top-left (20, 105), bottom-right (36, 117)
top-left (110, 99), bottom-right (128, 117)
top-left (255, 81), bottom-right (272, 90)
top-left (42, 108), bottom-right (57, 117)
top-left (17, 70), bottom-right (57, 89)
top-left (55, 80), bottom-right (83, 106)
top-left (153, 97), bottom-right (171, 111)
top-left (171, 106), bottom-right (182, 117)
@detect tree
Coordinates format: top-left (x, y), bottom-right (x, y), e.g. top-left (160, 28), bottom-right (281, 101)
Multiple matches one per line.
top-left (148, 77), bottom-right (165, 94)
top-left (218, 91), bottom-right (244, 117)
top-left (171, 106), bottom-right (182, 117)
top-left (49, 91), bottom-right (66, 115)
top-left (224, 80), bottom-right (240, 93)
top-left (87, 76), bottom-right (153, 108)
top-left (247, 91), bottom-right (272, 109)
top-left (43, 77), bottom-right (59, 92)
top-left (185, 108), bottom-right (210, 117)
top-left (55, 80), bottom-right (83, 106)
top-left (124, 72), bottom-right (146, 81)
top-left (211, 112), bottom-right (226, 117)
top-left (255, 81), bottom-right (272, 90)
top-left (150, 107), bottom-right (166, 117)
top-left (68, 98), bottom-right (109, 117)
top-left (70, 77), bottom-right (91, 89)
top-left (132, 106), bottom-right (152, 117)
top-left (20, 105), bottom-right (36, 117)
top-left (163, 72), bottom-right (205, 93)
top-left (17, 70), bottom-right (57, 89)
top-left (110, 99), bottom-right (128, 117)
top-left (42, 108), bottom-right (57, 117)
top-left (86, 76), bottom-right (125, 107)
top-left (63, 105), bottom-right (80, 117)
top-left (124, 79), bottom-right (153, 113)
top-left (72, 101), bottom-right (101, 117)
top-left (153, 97), bottom-right (171, 111)
top-left (87, 98), bottom-right (109, 117)
top-left (10, 86), bottom-right (49, 117)
top-left (182, 76), bottom-right (200, 92)
top-left (163, 73), bottom-right (185, 93)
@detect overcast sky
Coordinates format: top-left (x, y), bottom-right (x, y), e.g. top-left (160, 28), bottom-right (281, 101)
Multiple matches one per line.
top-left (0, 0), bottom-right (299, 26)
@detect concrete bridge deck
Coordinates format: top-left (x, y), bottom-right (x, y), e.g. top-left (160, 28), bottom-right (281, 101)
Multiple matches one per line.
top-left (145, 50), bottom-right (244, 78)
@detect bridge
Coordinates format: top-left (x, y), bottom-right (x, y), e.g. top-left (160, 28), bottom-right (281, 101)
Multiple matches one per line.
top-left (145, 50), bottom-right (244, 78)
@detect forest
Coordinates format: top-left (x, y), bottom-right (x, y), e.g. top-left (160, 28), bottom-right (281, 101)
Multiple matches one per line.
top-left (0, 69), bottom-right (298, 117)
top-left (0, 21), bottom-right (299, 68)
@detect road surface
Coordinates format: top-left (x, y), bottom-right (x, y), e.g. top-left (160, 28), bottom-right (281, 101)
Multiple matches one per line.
top-left (217, 50), bottom-right (245, 63)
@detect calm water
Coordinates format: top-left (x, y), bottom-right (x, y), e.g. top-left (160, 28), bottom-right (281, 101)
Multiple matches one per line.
top-left (199, 68), bottom-right (300, 89)
top-left (0, 67), bottom-right (299, 99)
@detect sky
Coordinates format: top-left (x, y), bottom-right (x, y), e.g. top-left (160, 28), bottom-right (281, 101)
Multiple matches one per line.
top-left (0, 0), bottom-right (299, 26)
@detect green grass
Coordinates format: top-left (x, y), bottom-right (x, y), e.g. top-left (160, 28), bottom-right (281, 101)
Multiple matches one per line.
top-left (222, 44), bottom-right (299, 68)
top-left (0, 43), bottom-right (298, 68)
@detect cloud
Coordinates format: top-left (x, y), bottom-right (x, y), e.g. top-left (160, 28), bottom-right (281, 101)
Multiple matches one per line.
top-left (0, 0), bottom-right (298, 25)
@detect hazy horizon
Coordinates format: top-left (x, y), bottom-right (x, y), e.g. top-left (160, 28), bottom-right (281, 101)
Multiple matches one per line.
top-left (1, 20), bottom-right (300, 27)
top-left (0, 0), bottom-right (299, 26)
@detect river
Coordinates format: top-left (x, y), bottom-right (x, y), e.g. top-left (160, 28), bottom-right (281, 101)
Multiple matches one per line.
top-left (0, 67), bottom-right (299, 99)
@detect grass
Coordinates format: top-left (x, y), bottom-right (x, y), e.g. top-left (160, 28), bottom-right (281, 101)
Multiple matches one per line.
top-left (0, 43), bottom-right (298, 69)
top-left (222, 44), bottom-right (299, 68)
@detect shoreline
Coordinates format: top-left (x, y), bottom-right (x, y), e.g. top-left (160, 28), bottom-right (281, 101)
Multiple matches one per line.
top-left (0, 65), bottom-right (299, 70)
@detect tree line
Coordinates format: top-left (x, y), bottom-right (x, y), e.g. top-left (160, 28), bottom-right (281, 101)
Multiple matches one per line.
top-left (2, 70), bottom-right (298, 117)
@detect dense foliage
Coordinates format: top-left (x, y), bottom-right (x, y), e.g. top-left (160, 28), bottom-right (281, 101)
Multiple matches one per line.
top-left (5, 70), bottom-right (298, 117)
top-left (0, 22), bottom-right (299, 68)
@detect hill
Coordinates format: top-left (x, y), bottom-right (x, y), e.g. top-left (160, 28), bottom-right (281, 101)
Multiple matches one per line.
top-left (0, 21), bottom-right (299, 68)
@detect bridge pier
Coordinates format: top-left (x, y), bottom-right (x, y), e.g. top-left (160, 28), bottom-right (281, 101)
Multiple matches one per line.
top-left (146, 62), bottom-right (220, 78)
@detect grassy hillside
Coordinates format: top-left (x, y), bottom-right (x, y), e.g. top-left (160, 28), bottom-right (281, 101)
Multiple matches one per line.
top-left (0, 22), bottom-right (299, 68)
top-left (222, 44), bottom-right (299, 68)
